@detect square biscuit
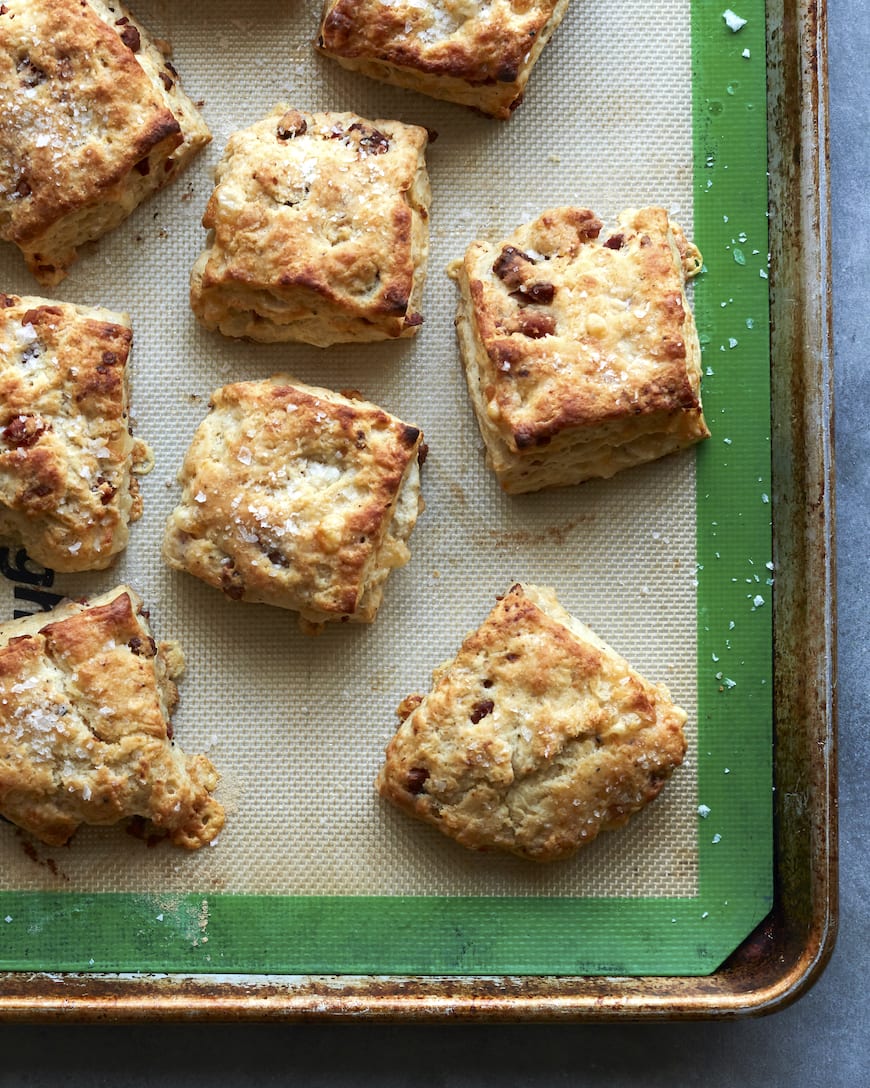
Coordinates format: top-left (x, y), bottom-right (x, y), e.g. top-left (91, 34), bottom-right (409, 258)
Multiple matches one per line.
top-left (450, 206), bottom-right (710, 493)
top-left (189, 106), bottom-right (431, 346)
top-left (0, 293), bottom-right (152, 572)
top-left (0, 0), bottom-right (211, 285)
top-left (163, 377), bottom-right (425, 631)
top-left (377, 583), bottom-right (687, 862)
top-left (317, 1), bottom-right (571, 120)
top-left (0, 585), bottom-right (224, 849)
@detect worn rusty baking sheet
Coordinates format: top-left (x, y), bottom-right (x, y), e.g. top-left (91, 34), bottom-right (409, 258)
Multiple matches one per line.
top-left (0, 0), bottom-right (834, 1018)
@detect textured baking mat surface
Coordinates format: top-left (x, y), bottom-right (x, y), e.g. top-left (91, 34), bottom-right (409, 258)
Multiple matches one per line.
top-left (0, 1), bottom-right (772, 975)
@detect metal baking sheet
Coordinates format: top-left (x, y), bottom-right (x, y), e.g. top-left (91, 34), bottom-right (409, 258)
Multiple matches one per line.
top-left (0, 0), bottom-right (835, 1017)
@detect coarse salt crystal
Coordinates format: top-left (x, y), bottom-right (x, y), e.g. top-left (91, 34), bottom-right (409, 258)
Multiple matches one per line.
top-left (10, 677), bottom-right (38, 693)
top-left (237, 447), bottom-right (252, 465)
top-left (723, 9), bottom-right (747, 32)
top-left (698, 804), bottom-right (711, 818)
top-left (194, 491), bottom-right (207, 503)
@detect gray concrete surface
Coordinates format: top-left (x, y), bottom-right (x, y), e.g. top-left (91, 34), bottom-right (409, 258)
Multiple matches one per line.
top-left (0, 2), bottom-right (867, 1083)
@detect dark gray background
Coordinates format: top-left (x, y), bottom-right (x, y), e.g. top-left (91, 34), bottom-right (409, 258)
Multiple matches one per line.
top-left (0, 3), bottom-right (866, 1083)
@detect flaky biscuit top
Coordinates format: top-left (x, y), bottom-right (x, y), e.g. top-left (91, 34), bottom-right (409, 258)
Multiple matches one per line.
top-left (194, 107), bottom-right (430, 334)
top-left (163, 377), bottom-right (424, 624)
top-left (0, 294), bottom-right (151, 571)
top-left (454, 206), bottom-right (704, 453)
top-left (0, 587), bottom-right (224, 849)
top-left (378, 584), bottom-right (687, 861)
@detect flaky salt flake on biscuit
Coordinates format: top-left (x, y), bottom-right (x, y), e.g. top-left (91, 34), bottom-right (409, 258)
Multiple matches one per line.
top-left (377, 584), bottom-right (687, 862)
top-left (450, 206), bottom-right (709, 493)
top-left (0, 586), bottom-right (224, 849)
top-left (0, 0), bottom-right (210, 284)
top-left (317, 1), bottom-right (571, 120)
top-left (0, 293), bottom-right (152, 572)
top-left (163, 377), bottom-right (425, 632)
top-left (190, 106), bottom-right (431, 345)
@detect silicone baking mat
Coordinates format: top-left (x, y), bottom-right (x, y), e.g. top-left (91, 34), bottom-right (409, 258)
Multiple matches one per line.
top-left (0, 0), bottom-right (772, 974)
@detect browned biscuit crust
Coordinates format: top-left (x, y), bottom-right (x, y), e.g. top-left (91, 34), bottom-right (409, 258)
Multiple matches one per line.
top-left (450, 206), bottom-right (709, 493)
top-left (377, 583), bottom-right (687, 861)
top-left (0, 586), bottom-right (224, 849)
top-left (163, 377), bottom-right (425, 630)
top-left (0, 293), bottom-right (151, 572)
top-left (0, 0), bottom-right (211, 284)
top-left (190, 106), bottom-right (431, 346)
top-left (317, 1), bottom-right (571, 119)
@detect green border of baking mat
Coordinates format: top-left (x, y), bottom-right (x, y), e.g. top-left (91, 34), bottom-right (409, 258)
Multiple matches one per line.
top-left (0, 3), bottom-right (772, 976)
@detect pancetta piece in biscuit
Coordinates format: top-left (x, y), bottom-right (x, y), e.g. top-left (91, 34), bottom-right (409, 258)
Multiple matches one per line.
top-left (378, 583), bottom-right (687, 861)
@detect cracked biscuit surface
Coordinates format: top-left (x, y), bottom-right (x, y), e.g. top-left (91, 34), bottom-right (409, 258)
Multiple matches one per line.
top-left (317, 1), bottom-right (571, 119)
top-left (450, 206), bottom-right (709, 493)
top-left (377, 583), bottom-right (687, 861)
top-left (190, 106), bottom-right (431, 345)
top-left (0, 293), bottom-right (151, 572)
top-left (0, 586), bottom-right (224, 849)
top-left (163, 377), bottom-right (425, 631)
top-left (0, 0), bottom-right (210, 284)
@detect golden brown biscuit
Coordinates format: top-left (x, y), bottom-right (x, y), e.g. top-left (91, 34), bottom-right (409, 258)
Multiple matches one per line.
top-left (0, 586), bottom-right (224, 849)
top-left (0, 293), bottom-right (152, 572)
top-left (317, 1), bottom-right (571, 120)
top-left (163, 377), bottom-right (425, 631)
top-left (449, 206), bottom-right (709, 493)
top-left (0, 0), bottom-right (211, 285)
top-left (377, 583), bottom-right (687, 861)
top-left (189, 106), bottom-right (431, 346)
